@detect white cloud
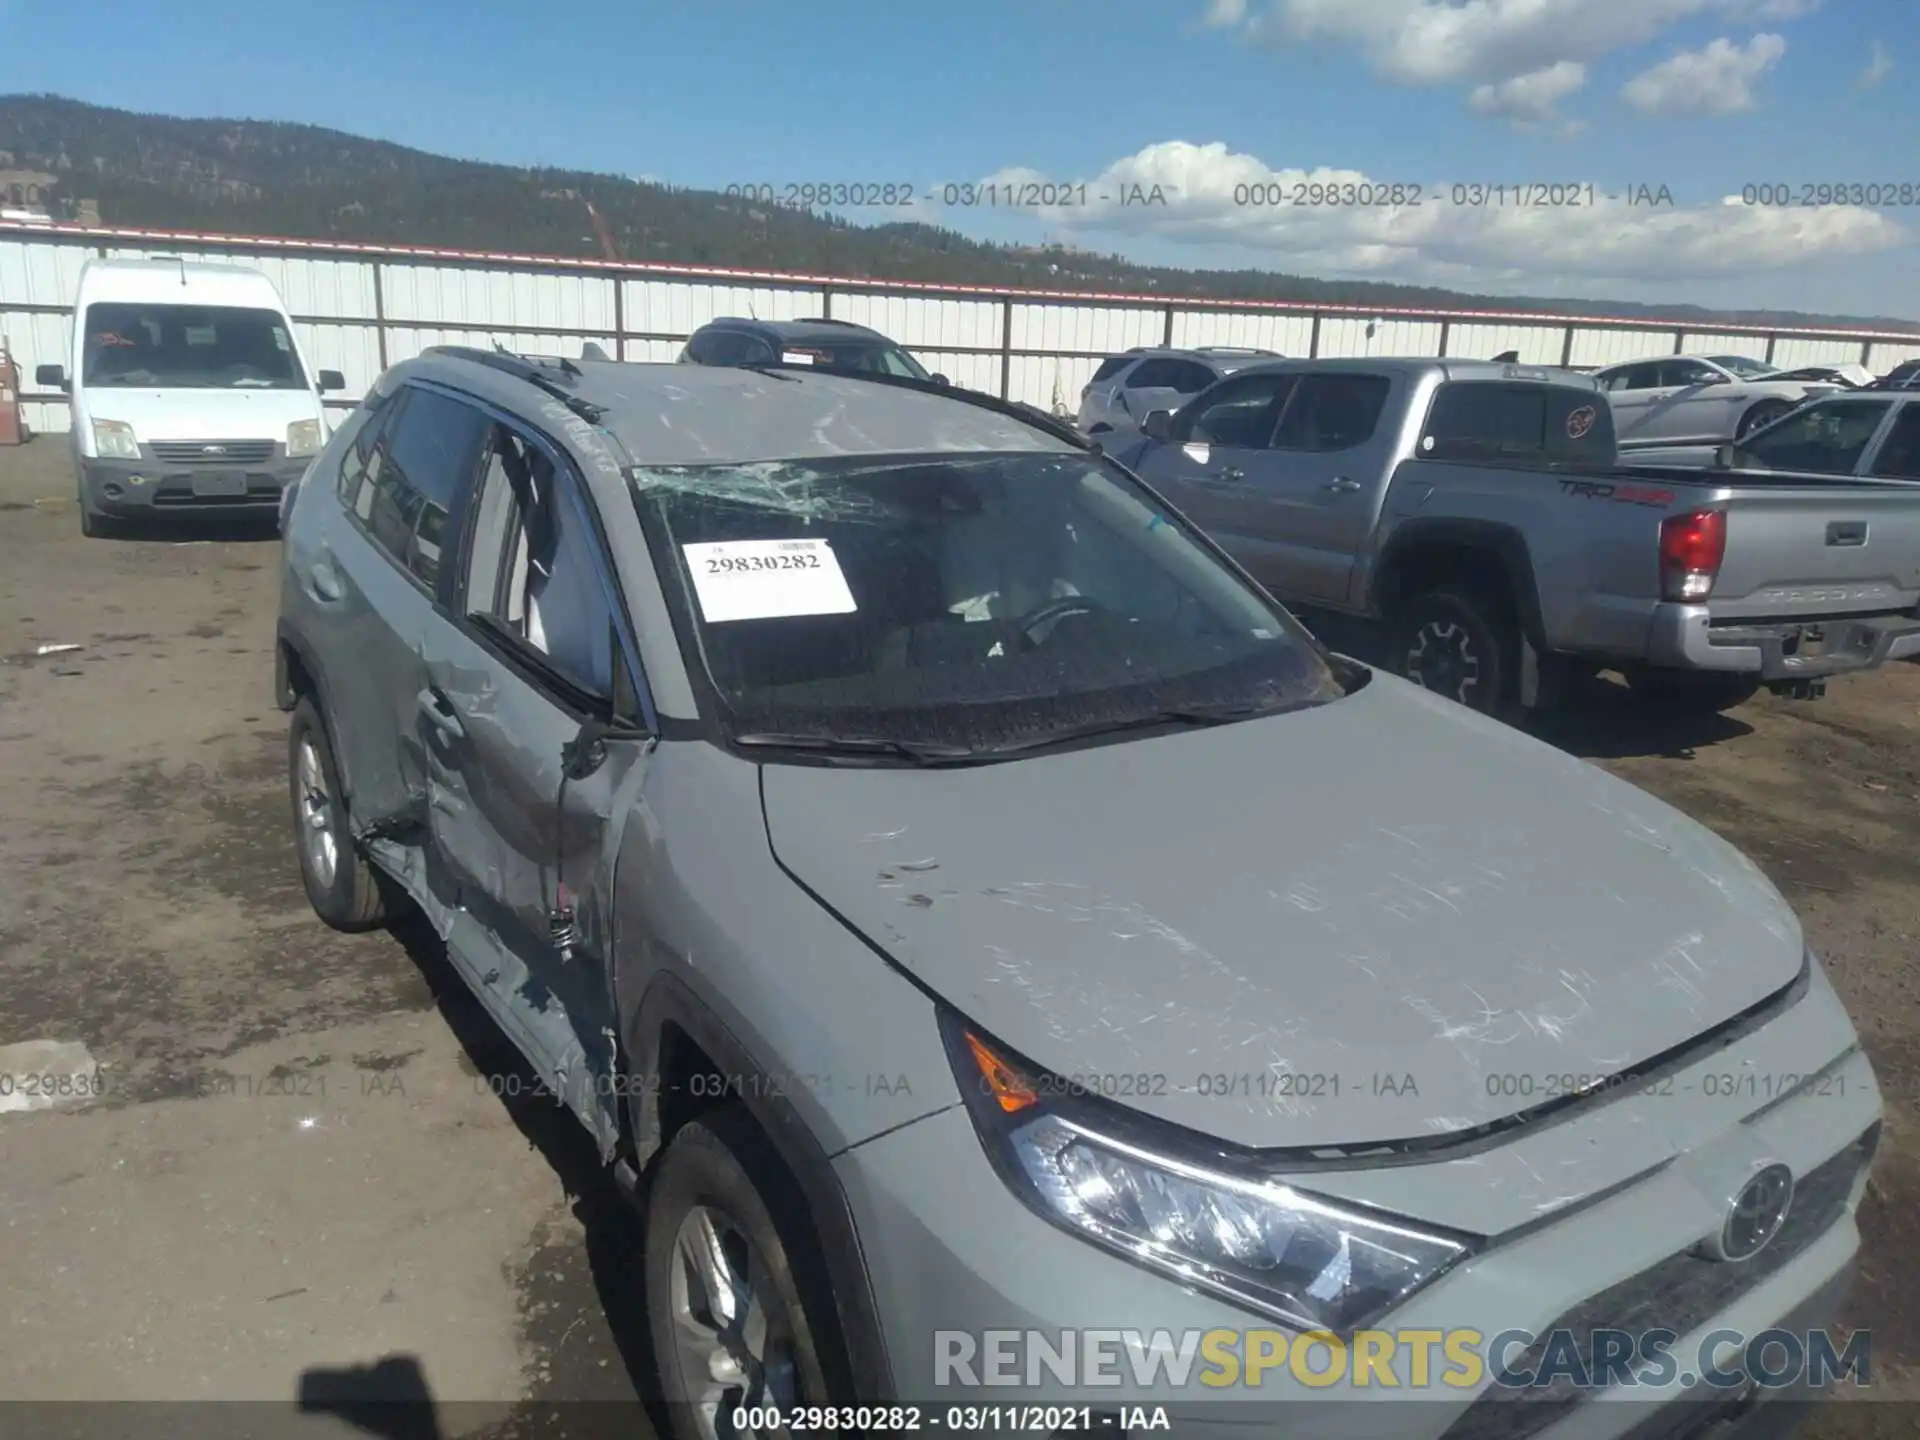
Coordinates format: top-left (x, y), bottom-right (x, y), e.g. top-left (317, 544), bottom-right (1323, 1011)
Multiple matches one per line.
top-left (1217, 0), bottom-right (1815, 87)
top-left (978, 139), bottom-right (1901, 286)
top-left (1859, 39), bottom-right (1892, 88)
top-left (1466, 61), bottom-right (1587, 127)
top-left (1620, 33), bottom-right (1786, 115)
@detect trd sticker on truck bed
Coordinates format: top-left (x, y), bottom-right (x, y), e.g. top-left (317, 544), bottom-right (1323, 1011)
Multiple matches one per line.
top-left (1559, 479), bottom-right (1676, 507)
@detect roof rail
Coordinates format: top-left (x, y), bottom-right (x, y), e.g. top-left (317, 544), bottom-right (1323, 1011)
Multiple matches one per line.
top-left (751, 364), bottom-right (1096, 452)
top-left (794, 316), bottom-right (865, 328)
top-left (423, 345), bottom-right (606, 422)
top-left (1195, 346), bottom-right (1277, 355)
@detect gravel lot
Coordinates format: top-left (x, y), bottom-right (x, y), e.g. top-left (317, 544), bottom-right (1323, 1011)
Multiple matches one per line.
top-left (2, 435), bottom-right (1916, 1437)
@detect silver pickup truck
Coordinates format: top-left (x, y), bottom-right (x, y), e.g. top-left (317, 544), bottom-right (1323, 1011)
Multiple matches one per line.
top-left (1117, 357), bottom-right (1920, 715)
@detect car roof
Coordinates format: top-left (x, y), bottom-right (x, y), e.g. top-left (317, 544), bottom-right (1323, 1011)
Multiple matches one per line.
top-left (1221, 356), bottom-right (1599, 387)
top-left (695, 316), bottom-right (896, 347)
top-left (1116, 346), bottom-right (1277, 367)
top-left (395, 350), bottom-right (1086, 466)
top-left (76, 257), bottom-right (286, 309)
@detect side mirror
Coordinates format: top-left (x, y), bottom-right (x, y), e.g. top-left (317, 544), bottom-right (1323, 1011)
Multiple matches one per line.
top-left (1712, 443), bottom-right (1737, 469)
top-left (1141, 410), bottom-right (1173, 442)
top-left (930, 373), bottom-right (951, 387)
top-left (34, 364), bottom-right (67, 391)
top-left (317, 369), bottom-right (345, 393)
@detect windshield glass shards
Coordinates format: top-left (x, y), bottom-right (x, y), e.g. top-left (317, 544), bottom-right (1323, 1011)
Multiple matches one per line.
top-left (629, 450), bottom-right (1344, 759)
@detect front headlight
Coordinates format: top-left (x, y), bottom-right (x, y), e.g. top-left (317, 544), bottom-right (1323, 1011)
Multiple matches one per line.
top-left (286, 419), bottom-right (323, 459)
top-left (91, 417), bottom-right (140, 460)
top-left (943, 1016), bottom-right (1474, 1334)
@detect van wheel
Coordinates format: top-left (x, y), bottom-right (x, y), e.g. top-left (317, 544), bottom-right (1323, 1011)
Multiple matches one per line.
top-left (646, 1109), bottom-right (841, 1440)
top-left (1736, 399), bottom-right (1793, 438)
top-left (1626, 672), bottom-right (1762, 714)
top-left (288, 695), bottom-right (392, 931)
top-left (78, 502), bottom-right (118, 539)
top-left (1392, 586), bottom-right (1518, 715)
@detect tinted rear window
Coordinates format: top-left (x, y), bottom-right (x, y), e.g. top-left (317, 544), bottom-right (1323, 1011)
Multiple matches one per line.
top-left (1092, 357), bottom-right (1132, 382)
top-left (1419, 382), bottom-right (1614, 467)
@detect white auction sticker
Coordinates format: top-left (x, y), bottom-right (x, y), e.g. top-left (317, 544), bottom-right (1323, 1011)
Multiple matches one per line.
top-left (780, 351), bottom-right (816, 365)
top-left (682, 538), bottom-right (857, 623)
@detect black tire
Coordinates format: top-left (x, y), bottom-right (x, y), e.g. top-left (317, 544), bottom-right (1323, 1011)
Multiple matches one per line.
top-left (287, 694), bottom-right (392, 931)
top-left (78, 502), bottom-right (118, 539)
top-left (1626, 672), bottom-right (1762, 714)
top-left (1736, 399), bottom-right (1793, 439)
top-left (1391, 585), bottom-right (1519, 715)
top-left (645, 1108), bottom-right (846, 1440)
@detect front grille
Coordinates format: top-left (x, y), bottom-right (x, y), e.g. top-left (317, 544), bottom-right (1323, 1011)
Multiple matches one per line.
top-left (150, 439), bottom-right (277, 465)
top-left (150, 476), bottom-right (283, 507)
top-left (1440, 1125), bottom-right (1877, 1440)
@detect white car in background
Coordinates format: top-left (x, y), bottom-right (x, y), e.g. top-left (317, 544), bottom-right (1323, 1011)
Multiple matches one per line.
top-left (1771, 362), bottom-right (1875, 389)
top-left (1076, 346), bottom-right (1278, 439)
top-left (1595, 353), bottom-right (1840, 448)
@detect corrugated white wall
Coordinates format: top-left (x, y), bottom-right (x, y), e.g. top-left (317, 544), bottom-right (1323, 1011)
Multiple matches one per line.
top-left (6, 230), bottom-right (1918, 438)
top-left (1771, 336), bottom-right (1871, 367)
top-left (1566, 328), bottom-right (1678, 368)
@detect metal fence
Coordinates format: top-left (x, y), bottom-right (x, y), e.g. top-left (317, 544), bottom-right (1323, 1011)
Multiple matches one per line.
top-left (7, 219), bottom-right (1920, 438)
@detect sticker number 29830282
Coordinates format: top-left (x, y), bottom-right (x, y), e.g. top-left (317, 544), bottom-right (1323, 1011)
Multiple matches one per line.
top-left (681, 538), bottom-right (858, 623)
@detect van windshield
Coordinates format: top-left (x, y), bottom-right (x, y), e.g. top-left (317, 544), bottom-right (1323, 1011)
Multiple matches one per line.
top-left (81, 303), bottom-right (308, 390)
top-left (630, 450), bottom-right (1344, 757)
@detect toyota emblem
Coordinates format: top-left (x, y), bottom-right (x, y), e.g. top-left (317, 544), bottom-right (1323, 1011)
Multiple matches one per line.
top-left (1718, 1164), bottom-right (1795, 1262)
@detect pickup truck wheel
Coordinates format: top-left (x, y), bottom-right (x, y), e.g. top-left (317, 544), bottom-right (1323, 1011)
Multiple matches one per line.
top-left (1393, 587), bottom-right (1517, 715)
top-left (646, 1108), bottom-right (843, 1440)
top-left (1626, 672), bottom-right (1763, 714)
top-left (287, 695), bottom-right (394, 932)
top-left (1736, 399), bottom-right (1793, 438)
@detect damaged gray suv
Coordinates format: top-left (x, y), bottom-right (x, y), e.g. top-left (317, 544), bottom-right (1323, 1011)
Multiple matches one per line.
top-left (278, 347), bottom-right (1879, 1439)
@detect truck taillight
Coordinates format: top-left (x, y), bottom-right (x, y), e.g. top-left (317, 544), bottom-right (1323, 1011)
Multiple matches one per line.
top-left (1659, 508), bottom-right (1726, 602)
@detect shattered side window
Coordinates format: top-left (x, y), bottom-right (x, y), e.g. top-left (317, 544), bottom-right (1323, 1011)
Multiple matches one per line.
top-left (466, 427), bottom-right (618, 702)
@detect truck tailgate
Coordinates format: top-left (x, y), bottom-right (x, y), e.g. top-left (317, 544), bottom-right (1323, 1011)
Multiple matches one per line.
top-left (1711, 483), bottom-right (1920, 621)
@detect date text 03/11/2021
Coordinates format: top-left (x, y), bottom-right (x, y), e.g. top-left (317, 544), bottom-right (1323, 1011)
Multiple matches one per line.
top-left (728, 1406), bottom-right (1171, 1432)
top-left (1229, 182), bottom-right (1676, 209)
top-left (724, 182), bottom-right (1167, 209)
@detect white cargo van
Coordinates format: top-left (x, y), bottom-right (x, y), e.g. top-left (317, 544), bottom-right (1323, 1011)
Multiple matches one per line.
top-left (36, 258), bottom-right (344, 536)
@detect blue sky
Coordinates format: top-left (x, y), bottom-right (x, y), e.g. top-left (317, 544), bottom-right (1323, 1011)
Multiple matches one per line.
top-left (3, 0), bottom-right (1915, 318)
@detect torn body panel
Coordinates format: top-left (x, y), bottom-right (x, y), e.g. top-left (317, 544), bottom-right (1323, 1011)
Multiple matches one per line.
top-left (416, 618), bottom-right (635, 1154)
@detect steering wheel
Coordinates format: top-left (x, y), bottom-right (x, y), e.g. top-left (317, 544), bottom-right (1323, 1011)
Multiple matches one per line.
top-left (1018, 596), bottom-right (1102, 648)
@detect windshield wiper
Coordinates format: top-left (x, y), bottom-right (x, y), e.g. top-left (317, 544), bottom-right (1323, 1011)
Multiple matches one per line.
top-left (971, 699), bottom-right (1300, 757)
top-left (732, 732), bottom-right (983, 765)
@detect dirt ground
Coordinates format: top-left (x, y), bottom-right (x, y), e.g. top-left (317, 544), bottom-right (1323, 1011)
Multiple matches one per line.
top-left (2, 435), bottom-right (1917, 1438)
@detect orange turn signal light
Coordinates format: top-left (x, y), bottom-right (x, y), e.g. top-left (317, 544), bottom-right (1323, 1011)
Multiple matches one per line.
top-left (964, 1030), bottom-right (1038, 1114)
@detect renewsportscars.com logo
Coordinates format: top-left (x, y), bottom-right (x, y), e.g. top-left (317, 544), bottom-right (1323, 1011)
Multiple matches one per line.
top-left (934, 1325), bottom-right (1870, 1394)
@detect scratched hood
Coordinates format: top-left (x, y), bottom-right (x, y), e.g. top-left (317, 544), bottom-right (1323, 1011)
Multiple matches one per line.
top-left (760, 673), bottom-right (1805, 1151)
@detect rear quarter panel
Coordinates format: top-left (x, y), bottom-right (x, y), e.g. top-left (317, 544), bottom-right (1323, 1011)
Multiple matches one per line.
top-left (1374, 460), bottom-right (1693, 655)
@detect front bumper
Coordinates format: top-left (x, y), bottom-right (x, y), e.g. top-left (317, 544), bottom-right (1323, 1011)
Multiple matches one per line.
top-left (78, 450), bottom-right (308, 516)
top-left (1646, 602), bottom-right (1920, 680)
top-left (834, 984), bottom-right (1878, 1437)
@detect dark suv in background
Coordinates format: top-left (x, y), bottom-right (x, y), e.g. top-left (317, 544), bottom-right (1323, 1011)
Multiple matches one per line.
top-left (680, 316), bottom-right (948, 385)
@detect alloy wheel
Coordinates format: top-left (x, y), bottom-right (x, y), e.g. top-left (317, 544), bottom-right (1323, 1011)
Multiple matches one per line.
top-left (1406, 618), bottom-right (1481, 705)
top-left (667, 1204), bottom-right (804, 1439)
top-left (296, 736), bottom-right (339, 891)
